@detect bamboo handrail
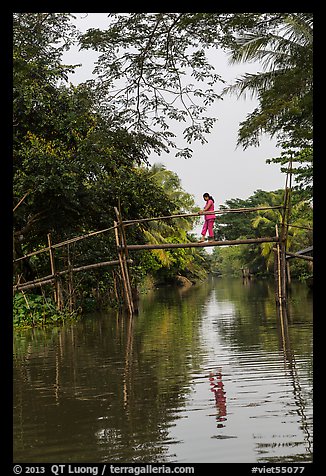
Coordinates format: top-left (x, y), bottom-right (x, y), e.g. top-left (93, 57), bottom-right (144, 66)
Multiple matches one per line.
top-left (13, 206), bottom-right (282, 263)
top-left (14, 278), bottom-right (56, 292)
top-left (122, 206), bottom-right (283, 226)
top-left (122, 236), bottom-right (279, 251)
top-left (13, 224), bottom-right (119, 263)
top-left (284, 223), bottom-right (313, 231)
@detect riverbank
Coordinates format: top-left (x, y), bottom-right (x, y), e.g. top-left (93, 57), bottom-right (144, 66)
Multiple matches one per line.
top-left (13, 272), bottom-right (312, 329)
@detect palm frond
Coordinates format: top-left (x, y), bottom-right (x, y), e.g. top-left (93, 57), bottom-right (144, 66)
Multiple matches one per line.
top-left (223, 70), bottom-right (278, 99)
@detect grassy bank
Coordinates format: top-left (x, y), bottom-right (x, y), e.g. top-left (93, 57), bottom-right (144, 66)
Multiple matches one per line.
top-left (13, 292), bottom-right (80, 329)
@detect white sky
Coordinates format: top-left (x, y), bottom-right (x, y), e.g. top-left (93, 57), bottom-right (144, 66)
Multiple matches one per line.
top-left (62, 13), bottom-right (285, 210)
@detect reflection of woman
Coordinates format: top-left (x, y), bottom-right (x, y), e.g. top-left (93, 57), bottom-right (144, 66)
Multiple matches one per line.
top-left (209, 369), bottom-right (227, 427)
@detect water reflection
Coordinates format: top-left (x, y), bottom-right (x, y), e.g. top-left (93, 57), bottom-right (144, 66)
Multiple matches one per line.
top-left (13, 278), bottom-right (313, 463)
top-left (209, 369), bottom-right (227, 428)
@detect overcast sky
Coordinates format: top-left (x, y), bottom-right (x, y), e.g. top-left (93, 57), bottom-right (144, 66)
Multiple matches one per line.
top-left (62, 13), bottom-right (285, 210)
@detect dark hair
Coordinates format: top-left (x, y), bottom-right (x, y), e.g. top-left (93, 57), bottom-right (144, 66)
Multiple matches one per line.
top-left (203, 193), bottom-right (214, 202)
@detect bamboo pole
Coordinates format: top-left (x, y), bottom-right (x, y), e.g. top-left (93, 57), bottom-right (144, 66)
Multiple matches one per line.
top-left (276, 225), bottom-right (287, 330)
top-left (119, 205), bottom-right (138, 312)
top-left (273, 245), bottom-right (280, 307)
top-left (284, 223), bottom-right (313, 231)
top-left (65, 259), bottom-right (132, 273)
top-left (114, 217), bottom-right (134, 315)
top-left (114, 207), bottom-right (134, 314)
top-left (280, 174), bottom-right (290, 305)
top-left (14, 274), bottom-right (55, 289)
top-left (13, 245), bottom-right (53, 263)
top-left (274, 225), bottom-right (288, 323)
top-left (285, 251), bottom-right (313, 261)
top-left (280, 240), bottom-right (287, 308)
top-left (275, 225), bottom-right (282, 306)
top-left (13, 191), bottom-right (30, 212)
top-left (274, 225), bottom-right (284, 325)
top-left (47, 233), bottom-right (59, 308)
top-left (67, 244), bottom-right (74, 312)
top-left (117, 203), bottom-right (136, 312)
top-left (14, 278), bottom-right (56, 292)
top-left (124, 236), bottom-right (279, 251)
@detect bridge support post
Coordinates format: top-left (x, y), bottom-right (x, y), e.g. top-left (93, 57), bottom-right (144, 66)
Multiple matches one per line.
top-left (114, 207), bottom-right (134, 315)
top-left (274, 225), bottom-right (287, 322)
top-left (47, 232), bottom-right (63, 311)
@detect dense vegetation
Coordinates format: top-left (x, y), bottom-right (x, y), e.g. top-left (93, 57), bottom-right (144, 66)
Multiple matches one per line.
top-left (13, 13), bottom-right (313, 326)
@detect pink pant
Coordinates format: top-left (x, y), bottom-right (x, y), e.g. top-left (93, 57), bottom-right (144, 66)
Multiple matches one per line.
top-left (201, 219), bottom-right (215, 237)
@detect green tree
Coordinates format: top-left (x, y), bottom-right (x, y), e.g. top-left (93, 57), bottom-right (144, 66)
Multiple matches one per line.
top-left (213, 189), bottom-right (312, 278)
top-left (215, 189), bottom-right (279, 241)
top-left (79, 13), bottom-right (228, 158)
top-left (13, 15), bottom-right (167, 263)
top-left (14, 13), bottom-right (207, 309)
top-left (211, 246), bottom-right (245, 277)
top-left (266, 146), bottom-right (313, 200)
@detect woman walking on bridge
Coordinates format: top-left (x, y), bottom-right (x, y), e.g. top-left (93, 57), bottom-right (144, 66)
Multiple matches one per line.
top-left (199, 193), bottom-right (216, 242)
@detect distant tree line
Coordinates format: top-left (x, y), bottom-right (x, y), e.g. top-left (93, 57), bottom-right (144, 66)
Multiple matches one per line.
top-left (211, 189), bottom-right (312, 279)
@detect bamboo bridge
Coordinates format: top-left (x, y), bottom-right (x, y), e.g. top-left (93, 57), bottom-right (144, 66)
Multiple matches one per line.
top-left (13, 162), bottom-right (312, 319)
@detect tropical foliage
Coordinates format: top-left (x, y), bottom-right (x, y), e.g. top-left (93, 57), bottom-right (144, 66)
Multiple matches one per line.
top-left (223, 14), bottom-right (313, 147)
top-left (13, 12), bottom-right (313, 325)
top-left (222, 13), bottom-right (313, 199)
top-left (137, 164), bottom-right (208, 283)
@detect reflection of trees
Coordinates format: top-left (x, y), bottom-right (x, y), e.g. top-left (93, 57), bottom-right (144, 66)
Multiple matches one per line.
top-left (211, 278), bottom-right (280, 351)
top-left (253, 311), bottom-right (313, 463)
top-left (212, 277), bottom-right (312, 356)
top-left (13, 281), bottom-right (214, 462)
top-left (276, 310), bottom-right (312, 461)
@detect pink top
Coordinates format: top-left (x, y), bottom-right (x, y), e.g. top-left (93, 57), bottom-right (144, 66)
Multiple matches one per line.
top-left (204, 199), bottom-right (216, 220)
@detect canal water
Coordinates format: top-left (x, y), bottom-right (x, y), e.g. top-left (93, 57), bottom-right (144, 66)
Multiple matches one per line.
top-left (13, 277), bottom-right (313, 463)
